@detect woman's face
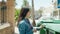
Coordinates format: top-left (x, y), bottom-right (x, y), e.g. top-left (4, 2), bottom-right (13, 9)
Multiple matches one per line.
top-left (26, 11), bottom-right (31, 18)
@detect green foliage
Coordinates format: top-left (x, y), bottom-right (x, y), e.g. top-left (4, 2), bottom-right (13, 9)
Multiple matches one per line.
top-left (22, 0), bottom-right (28, 7)
top-left (15, 9), bottom-right (20, 21)
top-left (39, 9), bottom-right (43, 14)
top-left (53, 10), bottom-right (58, 16)
top-left (23, 0), bottom-right (27, 6)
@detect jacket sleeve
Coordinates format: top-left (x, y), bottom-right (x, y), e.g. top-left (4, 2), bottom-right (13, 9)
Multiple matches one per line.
top-left (18, 22), bottom-right (26, 34)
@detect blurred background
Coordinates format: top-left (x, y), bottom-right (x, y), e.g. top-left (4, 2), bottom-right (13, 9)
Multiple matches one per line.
top-left (0, 0), bottom-right (60, 34)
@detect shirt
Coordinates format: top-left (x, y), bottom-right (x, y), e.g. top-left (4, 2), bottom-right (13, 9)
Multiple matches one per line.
top-left (18, 18), bottom-right (33, 34)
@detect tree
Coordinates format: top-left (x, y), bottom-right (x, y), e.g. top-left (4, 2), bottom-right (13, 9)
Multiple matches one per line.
top-left (53, 11), bottom-right (58, 16)
top-left (38, 8), bottom-right (44, 18)
top-left (15, 9), bottom-right (20, 21)
top-left (32, 0), bottom-right (36, 26)
top-left (22, 0), bottom-right (29, 7)
top-left (39, 9), bottom-right (43, 15)
top-left (23, 0), bottom-right (27, 6)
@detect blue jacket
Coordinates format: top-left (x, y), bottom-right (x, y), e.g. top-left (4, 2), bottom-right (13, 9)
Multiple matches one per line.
top-left (18, 18), bottom-right (33, 34)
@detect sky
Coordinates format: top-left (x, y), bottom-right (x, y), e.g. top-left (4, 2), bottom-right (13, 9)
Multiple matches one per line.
top-left (15, 0), bottom-right (52, 10)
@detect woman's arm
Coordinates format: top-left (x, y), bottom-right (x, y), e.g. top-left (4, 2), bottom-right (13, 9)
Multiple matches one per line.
top-left (33, 25), bottom-right (44, 32)
top-left (18, 22), bottom-right (26, 34)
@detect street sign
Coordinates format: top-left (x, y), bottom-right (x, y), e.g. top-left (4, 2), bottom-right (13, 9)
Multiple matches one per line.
top-left (57, 0), bottom-right (60, 8)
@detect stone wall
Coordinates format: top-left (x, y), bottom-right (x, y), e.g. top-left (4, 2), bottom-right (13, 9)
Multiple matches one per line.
top-left (0, 0), bottom-right (15, 34)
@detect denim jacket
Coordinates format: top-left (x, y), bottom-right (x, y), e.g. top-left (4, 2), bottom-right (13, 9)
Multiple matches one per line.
top-left (18, 18), bottom-right (33, 34)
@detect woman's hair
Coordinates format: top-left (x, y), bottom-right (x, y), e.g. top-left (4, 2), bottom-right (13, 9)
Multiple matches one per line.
top-left (18, 7), bottom-right (30, 23)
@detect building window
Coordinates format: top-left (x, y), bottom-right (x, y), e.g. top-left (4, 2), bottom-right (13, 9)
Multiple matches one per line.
top-left (0, 0), bottom-right (7, 2)
top-left (0, 0), bottom-right (7, 25)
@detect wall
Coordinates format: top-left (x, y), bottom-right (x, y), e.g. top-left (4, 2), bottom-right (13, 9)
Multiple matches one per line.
top-left (0, 0), bottom-right (15, 34)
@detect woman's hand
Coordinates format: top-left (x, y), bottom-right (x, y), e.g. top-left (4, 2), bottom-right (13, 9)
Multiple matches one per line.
top-left (40, 25), bottom-right (45, 28)
top-left (33, 25), bottom-right (45, 32)
top-left (33, 29), bottom-right (37, 32)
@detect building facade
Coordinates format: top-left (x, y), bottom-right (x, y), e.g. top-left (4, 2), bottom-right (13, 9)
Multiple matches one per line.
top-left (0, 0), bottom-right (15, 34)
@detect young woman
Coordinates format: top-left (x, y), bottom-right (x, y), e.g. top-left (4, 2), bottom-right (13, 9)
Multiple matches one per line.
top-left (17, 7), bottom-right (43, 34)
top-left (17, 7), bottom-right (33, 34)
